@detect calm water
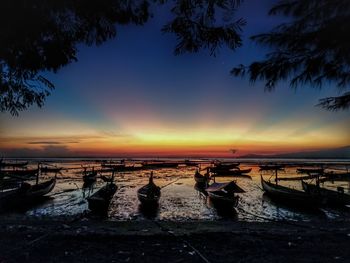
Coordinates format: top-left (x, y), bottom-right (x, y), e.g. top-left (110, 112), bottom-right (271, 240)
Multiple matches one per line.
top-left (1, 158), bottom-right (350, 222)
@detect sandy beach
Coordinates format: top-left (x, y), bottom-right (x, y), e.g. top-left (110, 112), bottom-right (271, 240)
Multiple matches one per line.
top-left (1, 218), bottom-right (350, 262)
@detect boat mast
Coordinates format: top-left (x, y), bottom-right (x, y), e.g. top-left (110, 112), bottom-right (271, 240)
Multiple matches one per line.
top-left (275, 168), bottom-right (278, 185)
top-left (36, 162), bottom-right (40, 185)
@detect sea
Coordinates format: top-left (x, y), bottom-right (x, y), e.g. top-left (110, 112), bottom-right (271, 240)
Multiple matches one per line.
top-left (1, 158), bottom-right (349, 222)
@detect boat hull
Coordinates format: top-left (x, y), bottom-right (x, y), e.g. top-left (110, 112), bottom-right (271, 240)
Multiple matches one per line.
top-left (302, 181), bottom-right (350, 206)
top-left (261, 176), bottom-right (318, 207)
top-left (87, 183), bottom-right (117, 214)
top-left (0, 179), bottom-right (56, 209)
top-left (208, 192), bottom-right (239, 208)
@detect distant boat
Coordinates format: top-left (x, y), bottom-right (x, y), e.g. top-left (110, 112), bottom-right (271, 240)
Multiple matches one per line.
top-left (297, 168), bottom-right (324, 174)
top-left (259, 164), bottom-right (285, 171)
top-left (41, 166), bottom-right (63, 173)
top-left (0, 161), bottom-right (28, 168)
top-left (101, 159), bottom-right (125, 166)
top-left (206, 181), bottom-right (244, 207)
top-left (141, 161), bottom-right (178, 169)
top-left (302, 181), bottom-right (350, 206)
top-left (0, 169), bottom-right (38, 177)
top-left (184, 160), bottom-right (198, 166)
top-left (213, 162), bottom-right (240, 169)
top-left (87, 182), bottom-right (117, 214)
top-left (261, 175), bottom-right (318, 207)
top-left (137, 172), bottom-right (161, 206)
top-left (213, 168), bottom-right (252, 177)
top-left (210, 162), bottom-right (240, 173)
top-left (320, 172), bottom-right (350, 182)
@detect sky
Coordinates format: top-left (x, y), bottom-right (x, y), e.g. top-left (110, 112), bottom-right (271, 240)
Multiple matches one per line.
top-left (0, 1), bottom-right (349, 158)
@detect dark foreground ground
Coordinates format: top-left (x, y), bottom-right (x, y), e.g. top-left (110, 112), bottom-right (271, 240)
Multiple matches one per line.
top-left (0, 219), bottom-right (350, 263)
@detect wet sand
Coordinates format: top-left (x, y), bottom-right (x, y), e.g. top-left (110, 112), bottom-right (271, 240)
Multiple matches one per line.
top-left (1, 218), bottom-right (350, 262)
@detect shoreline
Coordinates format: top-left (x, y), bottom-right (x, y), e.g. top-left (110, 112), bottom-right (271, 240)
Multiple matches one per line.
top-left (1, 218), bottom-right (350, 262)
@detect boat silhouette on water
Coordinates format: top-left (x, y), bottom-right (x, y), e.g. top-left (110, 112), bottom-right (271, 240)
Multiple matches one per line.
top-left (137, 172), bottom-right (161, 206)
top-left (261, 175), bottom-right (319, 207)
top-left (87, 182), bottom-right (117, 214)
top-left (212, 168), bottom-right (252, 177)
top-left (302, 181), bottom-right (350, 207)
top-left (206, 181), bottom-right (244, 208)
top-left (194, 169), bottom-right (210, 185)
top-left (0, 178), bottom-right (56, 209)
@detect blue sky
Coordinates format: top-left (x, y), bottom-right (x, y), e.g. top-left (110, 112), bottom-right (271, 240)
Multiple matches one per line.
top-left (0, 0), bottom-right (349, 157)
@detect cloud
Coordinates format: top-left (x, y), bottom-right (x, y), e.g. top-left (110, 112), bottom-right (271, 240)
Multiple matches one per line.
top-left (27, 141), bottom-right (79, 145)
top-left (0, 145), bottom-right (74, 158)
top-left (27, 141), bottom-right (62, 145)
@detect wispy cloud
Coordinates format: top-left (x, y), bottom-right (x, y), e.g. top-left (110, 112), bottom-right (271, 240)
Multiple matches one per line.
top-left (27, 141), bottom-right (79, 145)
top-left (0, 145), bottom-right (73, 158)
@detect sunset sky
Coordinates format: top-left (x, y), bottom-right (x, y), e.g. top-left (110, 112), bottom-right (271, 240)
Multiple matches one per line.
top-left (0, 1), bottom-right (349, 158)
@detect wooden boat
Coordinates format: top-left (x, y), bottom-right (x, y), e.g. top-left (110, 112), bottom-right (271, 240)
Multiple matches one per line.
top-left (0, 161), bottom-right (28, 168)
top-left (206, 181), bottom-right (244, 207)
top-left (101, 160), bottom-right (125, 168)
top-left (41, 166), bottom-right (63, 173)
top-left (211, 162), bottom-right (240, 172)
top-left (194, 170), bottom-right (210, 184)
top-left (184, 160), bottom-right (198, 166)
top-left (320, 172), bottom-right (350, 182)
top-left (0, 178), bottom-right (56, 208)
top-left (141, 161), bottom-right (178, 169)
top-left (213, 168), bottom-right (252, 176)
top-left (302, 181), bottom-right (350, 206)
top-left (261, 175), bottom-right (318, 206)
top-left (194, 183), bottom-right (208, 196)
top-left (83, 170), bottom-right (97, 184)
top-left (277, 174), bottom-right (319, 181)
top-left (0, 169), bottom-right (38, 177)
top-left (137, 172), bottom-right (161, 206)
top-left (297, 168), bottom-right (324, 174)
top-left (87, 182), bottom-right (117, 214)
top-left (259, 164), bottom-right (285, 171)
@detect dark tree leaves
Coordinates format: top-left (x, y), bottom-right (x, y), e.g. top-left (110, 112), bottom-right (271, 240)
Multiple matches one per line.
top-left (162, 0), bottom-right (245, 56)
top-left (232, 0), bottom-right (350, 111)
top-left (0, 0), bottom-right (244, 115)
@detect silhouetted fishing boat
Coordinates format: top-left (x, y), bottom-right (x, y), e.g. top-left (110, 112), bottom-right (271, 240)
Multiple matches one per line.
top-left (141, 161), bottom-right (178, 169)
top-left (41, 166), bottom-right (63, 173)
top-left (320, 172), bottom-right (350, 182)
top-left (194, 169), bottom-right (210, 184)
top-left (83, 170), bottom-right (97, 185)
top-left (0, 161), bottom-right (28, 168)
top-left (261, 175), bottom-right (318, 206)
top-left (137, 172), bottom-right (161, 206)
top-left (184, 160), bottom-right (198, 166)
top-left (194, 182), bottom-right (208, 196)
top-left (297, 168), bottom-right (324, 174)
top-left (213, 162), bottom-right (240, 169)
top-left (213, 168), bottom-right (252, 176)
top-left (206, 181), bottom-right (244, 207)
top-left (0, 178), bottom-right (56, 208)
top-left (0, 169), bottom-right (38, 177)
top-left (101, 160), bottom-right (125, 168)
top-left (259, 164), bottom-right (285, 171)
top-left (302, 181), bottom-right (350, 206)
top-left (87, 182), bottom-right (117, 214)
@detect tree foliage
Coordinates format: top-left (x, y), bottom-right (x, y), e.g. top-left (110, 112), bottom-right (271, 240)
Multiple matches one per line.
top-left (0, 0), bottom-right (244, 115)
top-left (232, 0), bottom-right (350, 111)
